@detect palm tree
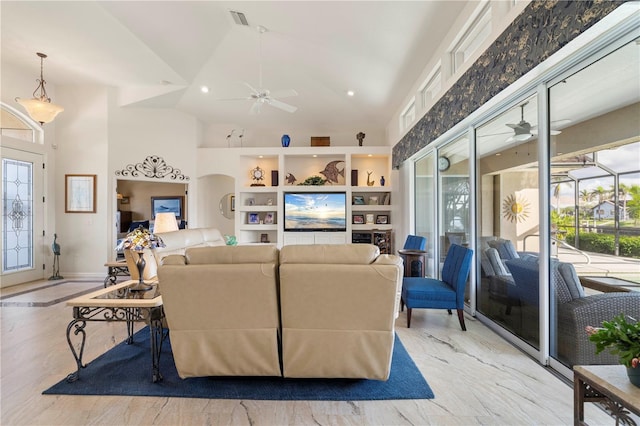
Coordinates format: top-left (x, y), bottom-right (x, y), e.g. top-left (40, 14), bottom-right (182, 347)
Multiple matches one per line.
top-left (590, 186), bottom-right (610, 220)
top-left (579, 189), bottom-right (593, 219)
top-left (627, 184), bottom-right (640, 226)
top-left (617, 183), bottom-right (630, 221)
top-left (552, 183), bottom-right (563, 215)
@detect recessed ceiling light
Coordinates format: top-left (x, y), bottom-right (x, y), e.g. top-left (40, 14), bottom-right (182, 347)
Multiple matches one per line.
top-left (200, 86), bottom-right (210, 94)
top-left (496, 153), bottom-right (501, 156)
top-left (312, 154), bottom-right (318, 158)
top-left (347, 90), bottom-right (355, 97)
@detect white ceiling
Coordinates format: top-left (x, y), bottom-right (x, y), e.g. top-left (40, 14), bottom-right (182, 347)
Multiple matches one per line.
top-left (1, 1), bottom-right (469, 133)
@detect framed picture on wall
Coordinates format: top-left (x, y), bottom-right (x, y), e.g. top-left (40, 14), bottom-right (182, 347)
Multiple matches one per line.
top-left (65, 174), bottom-right (97, 213)
top-left (353, 214), bottom-right (365, 224)
top-left (151, 196), bottom-right (184, 219)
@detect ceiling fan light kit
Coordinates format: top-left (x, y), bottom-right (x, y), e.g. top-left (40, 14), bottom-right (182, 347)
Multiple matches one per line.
top-left (15, 52), bottom-right (64, 125)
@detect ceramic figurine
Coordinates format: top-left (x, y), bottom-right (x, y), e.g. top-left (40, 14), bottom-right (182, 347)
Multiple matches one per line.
top-left (319, 160), bottom-right (345, 184)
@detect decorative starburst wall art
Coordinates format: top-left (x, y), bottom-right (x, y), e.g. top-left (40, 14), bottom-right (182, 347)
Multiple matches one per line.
top-left (502, 193), bottom-right (531, 223)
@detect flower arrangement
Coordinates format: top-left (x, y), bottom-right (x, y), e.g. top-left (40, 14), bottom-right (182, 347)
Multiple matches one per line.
top-left (586, 314), bottom-right (640, 368)
top-left (115, 225), bottom-right (165, 251)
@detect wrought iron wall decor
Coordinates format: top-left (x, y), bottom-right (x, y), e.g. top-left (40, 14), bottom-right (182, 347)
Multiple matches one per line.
top-left (115, 155), bottom-right (189, 181)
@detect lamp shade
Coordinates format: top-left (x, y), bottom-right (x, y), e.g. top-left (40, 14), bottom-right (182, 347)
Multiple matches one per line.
top-left (16, 98), bottom-right (64, 125)
top-left (154, 212), bottom-right (179, 233)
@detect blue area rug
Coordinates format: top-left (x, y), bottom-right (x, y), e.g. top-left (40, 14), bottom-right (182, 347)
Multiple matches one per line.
top-left (44, 328), bottom-right (433, 400)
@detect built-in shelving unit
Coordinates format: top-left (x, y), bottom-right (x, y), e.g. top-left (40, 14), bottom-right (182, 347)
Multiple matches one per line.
top-left (234, 146), bottom-right (393, 252)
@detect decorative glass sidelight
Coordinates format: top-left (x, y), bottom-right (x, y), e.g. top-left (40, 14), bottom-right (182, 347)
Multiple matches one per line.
top-left (2, 158), bottom-right (33, 272)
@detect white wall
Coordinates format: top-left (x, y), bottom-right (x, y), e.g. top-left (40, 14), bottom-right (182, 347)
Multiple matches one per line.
top-left (386, 0), bottom-right (530, 145)
top-left (1, 63), bottom-right (59, 280)
top-left (202, 124), bottom-right (387, 148)
top-left (197, 174), bottom-right (235, 236)
top-left (54, 85), bottom-right (109, 278)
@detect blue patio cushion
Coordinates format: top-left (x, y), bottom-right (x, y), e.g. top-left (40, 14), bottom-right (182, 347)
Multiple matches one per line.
top-left (487, 238), bottom-right (519, 260)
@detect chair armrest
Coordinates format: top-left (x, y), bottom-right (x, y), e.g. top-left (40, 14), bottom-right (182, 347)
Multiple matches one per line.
top-left (557, 292), bottom-right (640, 365)
top-left (580, 277), bottom-right (631, 293)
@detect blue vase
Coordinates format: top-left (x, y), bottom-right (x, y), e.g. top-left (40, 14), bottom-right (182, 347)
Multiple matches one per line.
top-left (281, 134), bottom-right (291, 147)
top-left (380, 176), bottom-right (386, 186)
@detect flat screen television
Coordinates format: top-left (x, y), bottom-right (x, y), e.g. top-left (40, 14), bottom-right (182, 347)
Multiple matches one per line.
top-left (284, 192), bottom-right (347, 232)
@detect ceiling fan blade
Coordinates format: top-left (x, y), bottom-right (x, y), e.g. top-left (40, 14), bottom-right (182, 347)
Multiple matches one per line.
top-left (243, 82), bottom-right (261, 95)
top-left (216, 96), bottom-right (254, 101)
top-left (249, 100), bottom-right (263, 115)
top-left (531, 128), bottom-right (561, 136)
top-left (268, 89), bottom-right (298, 99)
top-left (265, 98), bottom-right (297, 113)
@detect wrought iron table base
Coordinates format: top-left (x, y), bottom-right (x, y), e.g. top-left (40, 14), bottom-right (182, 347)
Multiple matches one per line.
top-left (66, 305), bottom-right (166, 383)
top-left (104, 263), bottom-right (130, 287)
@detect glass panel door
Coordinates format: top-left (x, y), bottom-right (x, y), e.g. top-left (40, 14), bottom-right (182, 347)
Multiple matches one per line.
top-left (1, 147), bottom-right (44, 286)
top-left (415, 152), bottom-right (435, 276)
top-left (438, 136), bottom-right (470, 299)
top-left (548, 38), bottom-right (640, 370)
top-left (475, 95), bottom-right (541, 348)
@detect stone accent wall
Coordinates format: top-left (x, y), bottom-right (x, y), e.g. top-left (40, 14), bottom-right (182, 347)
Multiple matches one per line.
top-left (392, 0), bottom-right (625, 169)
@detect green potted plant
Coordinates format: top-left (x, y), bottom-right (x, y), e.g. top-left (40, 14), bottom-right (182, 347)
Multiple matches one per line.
top-left (586, 314), bottom-right (640, 387)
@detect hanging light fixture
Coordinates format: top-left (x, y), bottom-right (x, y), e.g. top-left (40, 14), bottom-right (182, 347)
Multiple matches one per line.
top-left (16, 52), bottom-right (64, 125)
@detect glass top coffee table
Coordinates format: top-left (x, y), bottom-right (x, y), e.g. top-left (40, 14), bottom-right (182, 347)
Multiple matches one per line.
top-left (65, 279), bottom-right (166, 383)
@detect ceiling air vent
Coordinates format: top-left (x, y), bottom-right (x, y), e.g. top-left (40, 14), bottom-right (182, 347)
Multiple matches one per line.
top-left (230, 11), bottom-right (249, 26)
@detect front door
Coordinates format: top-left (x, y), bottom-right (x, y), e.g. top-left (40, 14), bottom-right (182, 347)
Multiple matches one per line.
top-left (1, 146), bottom-right (45, 287)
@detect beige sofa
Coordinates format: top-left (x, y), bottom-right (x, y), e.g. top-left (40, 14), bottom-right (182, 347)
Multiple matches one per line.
top-left (157, 245), bottom-right (281, 378)
top-left (156, 243), bottom-right (403, 380)
top-left (124, 227), bottom-right (225, 281)
top-left (279, 244), bottom-right (403, 380)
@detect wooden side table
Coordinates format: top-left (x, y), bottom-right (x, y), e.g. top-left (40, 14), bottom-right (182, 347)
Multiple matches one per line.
top-left (574, 365), bottom-right (640, 425)
top-left (398, 249), bottom-right (428, 278)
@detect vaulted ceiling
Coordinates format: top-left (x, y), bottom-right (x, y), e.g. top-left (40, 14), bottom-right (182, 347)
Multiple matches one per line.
top-left (1, 1), bottom-right (469, 133)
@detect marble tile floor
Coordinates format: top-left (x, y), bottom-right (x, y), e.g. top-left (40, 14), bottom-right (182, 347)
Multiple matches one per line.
top-left (1, 279), bottom-right (614, 425)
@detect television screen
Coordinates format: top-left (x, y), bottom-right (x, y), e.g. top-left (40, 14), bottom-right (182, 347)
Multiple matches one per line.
top-left (284, 192), bottom-right (347, 232)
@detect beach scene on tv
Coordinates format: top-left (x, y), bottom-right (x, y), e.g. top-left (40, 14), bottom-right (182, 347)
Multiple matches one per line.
top-left (284, 192), bottom-right (346, 231)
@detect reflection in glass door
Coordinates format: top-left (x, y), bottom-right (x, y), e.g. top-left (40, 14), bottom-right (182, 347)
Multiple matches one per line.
top-left (415, 152), bottom-right (436, 277)
top-left (438, 136), bottom-right (470, 300)
top-left (548, 38), bottom-right (640, 371)
top-left (475, 95), bottom-right (541, 349)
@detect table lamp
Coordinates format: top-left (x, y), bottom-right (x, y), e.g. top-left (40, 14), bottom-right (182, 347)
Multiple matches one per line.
top-left (153, 212), bottom-right (179, 234)
top-left (115, 226), bottom-right (165, 292)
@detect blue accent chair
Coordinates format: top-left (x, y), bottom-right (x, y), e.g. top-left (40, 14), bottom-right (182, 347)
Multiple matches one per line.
top-left (401, 244), bottom-right (473, 330)
top-left (398, 235), bottom-right (428, 277)
top-left (403, 235), bottom-right (427, 251)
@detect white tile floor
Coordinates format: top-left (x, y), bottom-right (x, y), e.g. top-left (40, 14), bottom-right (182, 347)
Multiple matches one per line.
top-left (1, 279), bottom-right (615, 425)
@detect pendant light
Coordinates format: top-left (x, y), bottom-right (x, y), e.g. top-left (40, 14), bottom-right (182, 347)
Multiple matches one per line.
top-left (16, 52), bottom-right (64, 125)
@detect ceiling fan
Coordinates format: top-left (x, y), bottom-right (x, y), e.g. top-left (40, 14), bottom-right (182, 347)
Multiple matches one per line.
top-left (217, 26), bottom-right (298, 114)
top-left (480, 102), bottom-right (571, 142)
top-left (502, 102), bottom-right (571, 143)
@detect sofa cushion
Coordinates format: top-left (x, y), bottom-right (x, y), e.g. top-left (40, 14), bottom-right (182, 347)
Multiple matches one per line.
top-left (280, 244), bottom-right (380, 265)
top-left (485, 248), bottom-right (510, 276)
top-left (185, 245), bottom-right (278, 265)
top-left (487, 238), bottom-right (520, 260)
top-left (557, 262), bottom-right (586, 300)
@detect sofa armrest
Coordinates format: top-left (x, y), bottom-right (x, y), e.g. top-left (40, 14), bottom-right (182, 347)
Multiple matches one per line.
top-left (557, 292), bottom-right (640, 366)
top-left (373, 254), bottom-right (403, 267)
